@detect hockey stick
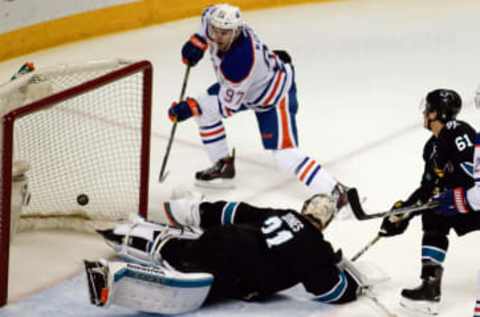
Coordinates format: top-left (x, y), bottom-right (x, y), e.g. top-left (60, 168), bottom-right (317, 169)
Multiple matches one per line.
top-left (347, 188), bottom-right (439, 220)
top-left (158, 65), bottom-right (191, 183)
top-left (346, 245), bottom-right (397, 316)
top-left (350, 238), bottom-right (398, 317)
top-left (363, 289), bottom-right (398, 317)
top-left (351, 234), bottom-right (382, 262)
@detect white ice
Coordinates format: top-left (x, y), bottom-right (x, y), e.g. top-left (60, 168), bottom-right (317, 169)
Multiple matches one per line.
top-left (1, 0), bottom-right (480, 316)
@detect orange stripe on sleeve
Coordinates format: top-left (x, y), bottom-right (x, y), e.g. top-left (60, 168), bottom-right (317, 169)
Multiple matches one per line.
top-left (279, 98), bottom-right (294, 148)
top-left (263, 71), bottom-right (284, 106)
top-left (299, 160), bottom-right (316, 182)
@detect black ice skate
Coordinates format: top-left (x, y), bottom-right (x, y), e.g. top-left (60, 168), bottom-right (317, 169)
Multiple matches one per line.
top-left (400, 266), bottom-right (442, 315)
top-left (195, 150), bottom-right (235, 189)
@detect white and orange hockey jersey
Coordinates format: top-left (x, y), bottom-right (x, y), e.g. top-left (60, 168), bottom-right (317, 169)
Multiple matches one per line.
top-left (197, 6), bottom-right (294, 114)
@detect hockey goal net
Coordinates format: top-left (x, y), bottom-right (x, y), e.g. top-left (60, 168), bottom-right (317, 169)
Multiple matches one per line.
top-left (0, 59), bottom-right (153, 306)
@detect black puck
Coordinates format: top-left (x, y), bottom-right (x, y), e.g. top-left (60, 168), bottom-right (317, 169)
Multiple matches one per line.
top-left (77, 194), bottom-right (89, 206)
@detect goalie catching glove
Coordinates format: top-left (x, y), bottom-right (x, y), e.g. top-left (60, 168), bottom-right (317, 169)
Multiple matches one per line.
top-left (96, 216), bottom-right (201, 266)
top-left (168, 97), bottom-right (202, 123)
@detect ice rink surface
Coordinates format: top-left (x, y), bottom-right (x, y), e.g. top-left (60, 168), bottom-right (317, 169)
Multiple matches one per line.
top-left (1, 0), bottom-right (480, 316)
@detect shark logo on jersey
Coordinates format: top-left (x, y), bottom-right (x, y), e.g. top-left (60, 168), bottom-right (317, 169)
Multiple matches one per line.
top-left (460, 161), bottom-right (474, 178)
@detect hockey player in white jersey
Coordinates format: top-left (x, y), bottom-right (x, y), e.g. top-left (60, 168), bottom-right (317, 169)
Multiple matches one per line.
top-left (168, 4), bottom-right (350, 210)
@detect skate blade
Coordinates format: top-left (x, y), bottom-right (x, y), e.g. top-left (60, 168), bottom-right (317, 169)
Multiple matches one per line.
top-left (400, 297), bottom-right (439, 315)
top-left (194, 178), bottom-right (235, 189)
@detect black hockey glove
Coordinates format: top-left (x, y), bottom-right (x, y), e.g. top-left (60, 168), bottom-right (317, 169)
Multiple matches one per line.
top-left (181, 34), bottom-right (208, 66)
top-left (168, 97), bottom-right (202, 123)
top-left (378, 200), bottom-right (412, 237)
top-left (273, 50), bottom-right (292, 64)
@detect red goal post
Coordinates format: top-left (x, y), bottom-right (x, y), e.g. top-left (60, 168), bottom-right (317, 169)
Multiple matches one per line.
top-left (0, 59), bottom-right (153, 306)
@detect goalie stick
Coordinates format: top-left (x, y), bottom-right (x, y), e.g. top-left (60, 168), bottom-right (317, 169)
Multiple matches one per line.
top-left (351, 235), bottom-right (382, 262)
top-left (363, 289), bottom-right (398, 317)
top-left (347, 188), bottom-right (439, 220)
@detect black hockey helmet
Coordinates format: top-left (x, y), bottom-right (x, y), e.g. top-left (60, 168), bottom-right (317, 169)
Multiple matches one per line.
top-left (424, 89), bottom-right (462, 122)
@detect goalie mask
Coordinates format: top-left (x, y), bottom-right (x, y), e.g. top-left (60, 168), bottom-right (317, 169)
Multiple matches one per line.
top-left (301, 194), bottom-right (337, 230)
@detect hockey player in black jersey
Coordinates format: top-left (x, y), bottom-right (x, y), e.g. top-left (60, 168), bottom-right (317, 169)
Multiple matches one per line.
top-left (84, 194), bottom-right (373, 314)
top-left (154, 198), bottom-right (358, 303)
top-left (378, 88), bottom-right (479, 315)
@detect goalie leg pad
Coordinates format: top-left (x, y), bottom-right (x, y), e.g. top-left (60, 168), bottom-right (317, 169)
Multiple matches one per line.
top-left (86, 260), bottom-right (214, 315)
top-left (97, 219), bottom-right (201, 266)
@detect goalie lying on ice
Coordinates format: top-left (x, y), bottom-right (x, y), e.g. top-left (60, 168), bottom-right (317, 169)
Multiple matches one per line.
top-left (85, 194), bottom-right (378, 314)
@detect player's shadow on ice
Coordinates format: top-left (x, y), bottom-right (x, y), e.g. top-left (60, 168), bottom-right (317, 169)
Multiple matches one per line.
top-left (203, 293), bottom-right (290, 306)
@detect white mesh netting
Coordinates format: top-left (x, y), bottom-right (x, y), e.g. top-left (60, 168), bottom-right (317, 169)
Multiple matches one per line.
top-left (0, 59), bottom-right (151, 233)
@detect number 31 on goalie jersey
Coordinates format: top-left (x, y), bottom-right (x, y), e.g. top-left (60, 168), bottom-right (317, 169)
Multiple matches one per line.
top-left (261, 213), bottom-right (304, 248)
